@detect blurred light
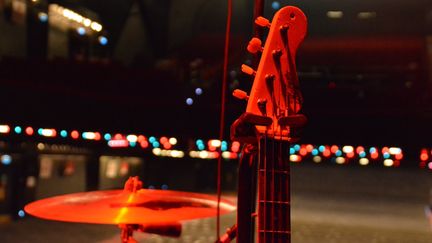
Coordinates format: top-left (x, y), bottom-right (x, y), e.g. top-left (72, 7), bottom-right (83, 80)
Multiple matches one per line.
top-left (60, 130), bottom-right (68, 138)
top-left (140, 140), bottom-right (149, 148)
top-left (312, 156), bottom-right (322, 163)
top-left (299, 148), bottom-right (307, 156)
top-left (289, 148), bottom-right (295, 154)
top-left (162, 142), bottom-right (172, 149)
top-left (126, 135), bottom-right (138, 143)
top-left (335, 157), bottom-right (345, 164)
top-left (160, 137), bottom-right (168, 144)
top-left (195, 88), bottom-right (203, 95)
top-left (198, 144), bottom-right (205, 151)
top-left (90, 22), bottom-right (102, 32)
top-left (383, 159), bottom-right (394, 167)
top-left (271, 1), bottom-right (280, 10)
top-left (428, 162), bottom-right (432, 170)
top-left (186, 98), bottom-right (193, 105)
top-left (221, 141), bottom-right (228, 151)
top-left (38, 12), bottom-right (48, 22)
top-left (356, 146), bottom-right (365, 154)
top-left (395, 153), bottom-right (403, 160)
top-left (371, 152), bottom-right (379, 159)
top-left (369, 147), bottom-right (377, 154)
top-left (40, 129), bottom-right (57, 137)
top-left (108, 139), bottom-right (128, 148)
top-left (306, 144), bottom-right (314, 152)
top-left (347, 152), bottom-right (355, 158)
top-left (82, 132), bottom-right (98, 140)
top-left (323, 149), bottom-right (331, 157)
top-left (389, 147), bottom-right (402, 155)
top-left (37, 143), bottom-right (45, 150)
top-left (381, 147), bottom-right (389, 154)
top-left (98, 36), bottom-right (108, 45)
top-left (231, 141), bottom-right (240, 153)
top-left (318, 145), bottom-right (325, 152)
top-left (169, 137), bottom-right (177, 145)
top-left (149, 136), bottom-right (156, 143)
top-left (359, 151), bottom-right (366, 158)
top-left (330, 145), bottom-right (339, 153)
top-left (152, 141), bottom-right (160, 148)
top-left (0, 125), bottom-right (10, 133)
top-left (71, 130), bottom-right (79, 139)
top-left (77, 27), bottom-right (86, 36)
top-left (25, 127), bottom-right (34, 135)
top-left (293, 144), bottom-right (300, 151)
top-left (161, 184), bottom-right (168, 190)
top-left (290, 154), bottom-right (301, 162)
top-left (1, 155), bottom-right (12, 165)
top-left (335, 150), bottom-right (342, 157)
top-left (18, 210), bottom-right (25, 218)
top-left (359, 158), bottom-right (369, 166)
top-left (311, 149), bottom-right (319, 156)
top-left (14, 126), bottom-right (22, 134)
top-left (209, 139), bottom-right (221, 148)
top-left (222, 151), bottom-right (238, 159)
top-left (327, 11), bottom-right (343, 19)
top-left (383, 152), bottom-right (390, 159)
top-left (342, 146), bottom-right (354, 153)
top-left (104, 133), bottom-right (111, 141)
top-left (357, 11), bottom-right (377, 19)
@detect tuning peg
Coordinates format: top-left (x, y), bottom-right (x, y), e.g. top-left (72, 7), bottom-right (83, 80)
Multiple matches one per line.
top-left (241, 64), bottom-right (256, 76)
top-left (232, 89), bottom-right (249, 100)
top-left (247, 37), bottom-right (263, 54)
top-left (255, 16), bottom-right (271, 28)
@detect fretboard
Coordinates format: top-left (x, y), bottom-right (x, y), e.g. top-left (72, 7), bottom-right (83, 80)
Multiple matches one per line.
top-left (257, 138), bottom-right (291, 243)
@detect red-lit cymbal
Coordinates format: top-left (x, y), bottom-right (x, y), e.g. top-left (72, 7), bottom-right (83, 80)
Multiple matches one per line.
top-left (24, 189), bottom-right (236, 224)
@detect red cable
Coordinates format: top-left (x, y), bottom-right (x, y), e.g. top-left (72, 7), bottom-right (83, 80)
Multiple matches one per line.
top-left (217, 0), bottom-right (232, 240)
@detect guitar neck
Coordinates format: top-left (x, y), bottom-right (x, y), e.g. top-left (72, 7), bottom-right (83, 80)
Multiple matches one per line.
top-left (257, 138), bottom-right (291, 243)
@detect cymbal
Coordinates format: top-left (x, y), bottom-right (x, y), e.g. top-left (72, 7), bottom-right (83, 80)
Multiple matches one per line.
top-left (24, 189), bottom-right (236, 225)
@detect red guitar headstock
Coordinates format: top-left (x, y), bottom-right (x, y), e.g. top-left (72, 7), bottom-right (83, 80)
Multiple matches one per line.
top-left (237, 6), bottom-right (307, 140)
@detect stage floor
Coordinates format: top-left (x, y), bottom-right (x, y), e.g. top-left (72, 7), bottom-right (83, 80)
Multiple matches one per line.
top-left (1, 165), bottom-right (432, 242)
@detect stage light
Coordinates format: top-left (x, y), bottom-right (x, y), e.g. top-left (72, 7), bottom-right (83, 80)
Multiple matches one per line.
top-left (383, 159), bottom-right (394, 167)
top-left (38, 12), bottom-right (48, 22)
top-left (104, 133), bottom-right (111, 141)
top-left (1, 155), bottom-right (12, 165)
top-left (290, 155), bottom-right (301, 162)
top-left (25, 127), bottom-right (34, 135)
top-left (335, 157), bottom-right (345, 164)
top-left (98, 36), bottom-right (108, 46)
top-left (18, 210), bottom-right (25, 218)
top-left (169, 137), bottom-right (177, 145)
top-left (77, 27), bottom-right (86, 36)
top-left (371, 152), bottom-right (379, 159)
top-left (14, 126), bottom-right (22, 134)
top-left (359, 158), bottom-right (369, 166)
top-left (0, 125), bottom-right (10, 134)
top-left (342, 145), bottom-right (354, 153)
top-left (40, 129), bottom-right (57, 137)
top-left (389, 147), bottom-right (402, 155)
top-left (271, 1), bottom-right (280, 10)
top-left (327, 11), bottom-right (343, 19)
top-left (357, 11), bottom-right (377, 19)
top-left (127, 135), bottom-right (138, 143)
top-left (60, 130), bottom-right (68, 138)
top-left (152, 141), bottom-right (160, 148)
top-left (195, 88), bottom-right (203, 95)
top-left (312, 156), bottom-right (322, 163)
top-left (186, 98), bottom-right (193, 105)
top-left (71, 130), bottom-right (79, 139)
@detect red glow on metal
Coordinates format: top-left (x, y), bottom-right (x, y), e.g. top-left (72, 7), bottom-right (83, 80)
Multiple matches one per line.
top-left (25, 127), bottom-right (34, 135)
top-left (71, 130), bottom-right (79, 139)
